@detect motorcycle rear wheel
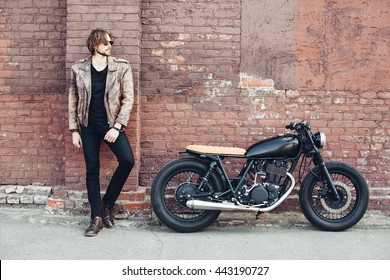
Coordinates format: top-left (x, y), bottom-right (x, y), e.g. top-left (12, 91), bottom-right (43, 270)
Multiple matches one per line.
top-left (151, 158), bottom-right (223, 232)
top-left (299, 161), bottom-right (369, 231)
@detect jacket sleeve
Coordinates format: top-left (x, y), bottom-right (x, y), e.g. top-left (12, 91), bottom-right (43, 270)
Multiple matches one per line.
top-left (68, 66), bottom-right (79, 131)
top-left (115, 64), bottom-right (134, 127)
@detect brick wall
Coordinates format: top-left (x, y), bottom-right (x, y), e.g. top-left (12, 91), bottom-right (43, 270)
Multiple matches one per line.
top-left (0, 0), bottom-right (67, 94)
top-left (0, 0), bottom-right (147, 213)
top-left (140, 0), bottom-right (242, 183)
top-left (0, 0), bottom-right (67, 187)
top-left (239, 0), bottom-right (390, 210)
top-left (140, 0), bottom-right (390, 212)
top-left (0, 0), bottom-right (389, 214)
top-left (64, 0), bottom-right (146, 212)
top-left (0, 94), bottom-right (66, 185)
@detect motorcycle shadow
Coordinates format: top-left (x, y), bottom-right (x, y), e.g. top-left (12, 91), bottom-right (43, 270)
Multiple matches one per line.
top-left (148, 212), bottom-right (316, 233)
top-left (148, 210), bottom-right (390, 233)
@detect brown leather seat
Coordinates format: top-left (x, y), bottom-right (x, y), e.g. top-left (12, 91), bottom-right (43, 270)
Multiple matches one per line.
top-left (186, 145), bottom-right (246, 156)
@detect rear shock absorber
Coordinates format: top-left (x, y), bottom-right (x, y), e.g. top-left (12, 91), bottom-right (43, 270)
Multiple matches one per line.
top-left (198, 161), bottom-right (217, 191)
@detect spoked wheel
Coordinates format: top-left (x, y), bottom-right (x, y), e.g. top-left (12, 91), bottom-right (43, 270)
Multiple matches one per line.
top-left (300, 162), bottom-right (369, 231)
top-left (151, 158), bottom-right (223, 232)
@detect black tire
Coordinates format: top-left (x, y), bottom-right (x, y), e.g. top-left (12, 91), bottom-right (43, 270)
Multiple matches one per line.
top-left (151, 158), bottom-right (223, 232)
top-left (299, 161), bottom-right (369, 231)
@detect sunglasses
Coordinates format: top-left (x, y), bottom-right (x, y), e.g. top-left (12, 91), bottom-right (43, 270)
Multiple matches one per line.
top-left (103, 40), bottom-right (114, 46)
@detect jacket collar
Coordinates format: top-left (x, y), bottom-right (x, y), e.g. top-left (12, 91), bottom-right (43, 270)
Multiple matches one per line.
top-left (106, 57), bottom-right (117, 94)
top-left (79, 56), bottom-right (117, 72)
top-left (79, 57), bottom-right (91, 72)
top-left (78, 56), bottom-right (117, 96)
top-left (107, 56), bottom-right (117, 72)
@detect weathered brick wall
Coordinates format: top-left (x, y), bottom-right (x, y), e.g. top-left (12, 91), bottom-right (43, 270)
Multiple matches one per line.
top-left (140, 0), bottom-right (242, 182)
top-left (239, 0), bottom-right (390, 210)
top-left (0, 0), bottom-right (67, 94)
top-left (140, 0), bottom-right (390, 211)
top-left (64, 0), bottom-right (146, 212)
top-left (0, 0), bottom-right (389, 213)
top-left (0, 0), bottom-right (67, 188)
top-left (0, 0), bottom-right (147, 212)
top-left (0, 94), bottom-right (66, 186)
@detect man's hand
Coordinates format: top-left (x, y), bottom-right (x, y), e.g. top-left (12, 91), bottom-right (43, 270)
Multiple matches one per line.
top-left (72, 132), bottom-right (83, 148)
top-left (104, 128), bottom-right (120, 143)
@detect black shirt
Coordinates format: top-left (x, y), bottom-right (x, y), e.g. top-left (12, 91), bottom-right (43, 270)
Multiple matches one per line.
top-left (89, 65), bottom-right (108, 123)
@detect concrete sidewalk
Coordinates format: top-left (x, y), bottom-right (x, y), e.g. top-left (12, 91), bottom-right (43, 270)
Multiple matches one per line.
top-left (0, 207), bottom-right (389, 260)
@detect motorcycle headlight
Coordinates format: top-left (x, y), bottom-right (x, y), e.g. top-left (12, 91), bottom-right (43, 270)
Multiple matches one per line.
top-left (314, 132), bottom-right (326, 148)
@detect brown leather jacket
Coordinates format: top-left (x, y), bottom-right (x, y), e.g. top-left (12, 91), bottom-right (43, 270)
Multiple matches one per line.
top-left (68, 56), bottom-right (134, 131)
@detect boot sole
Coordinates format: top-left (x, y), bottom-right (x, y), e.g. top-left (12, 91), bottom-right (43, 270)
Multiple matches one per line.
top-left (85, 228), bottom-right (103, 237)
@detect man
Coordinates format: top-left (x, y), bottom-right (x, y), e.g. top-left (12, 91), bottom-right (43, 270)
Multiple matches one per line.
top-left (68, 28), bottom-right (135, 237)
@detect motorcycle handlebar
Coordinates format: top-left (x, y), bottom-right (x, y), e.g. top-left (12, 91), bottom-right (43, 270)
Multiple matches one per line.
top-left (285, 123), bottom-right (296, 130)
top-left (285, 121), bottom-right (310, 131)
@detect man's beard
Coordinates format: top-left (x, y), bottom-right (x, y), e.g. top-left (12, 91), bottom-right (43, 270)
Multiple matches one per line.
top-left (96, 49), bottom-right (110, 57)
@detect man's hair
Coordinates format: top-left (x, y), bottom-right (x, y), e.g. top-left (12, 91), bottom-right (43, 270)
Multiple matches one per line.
top-left (86, 28), bottom-right (113, 54)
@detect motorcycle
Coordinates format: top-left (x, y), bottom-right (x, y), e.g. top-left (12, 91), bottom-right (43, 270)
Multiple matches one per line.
top-left (151, 120), bottom-right (369, 232)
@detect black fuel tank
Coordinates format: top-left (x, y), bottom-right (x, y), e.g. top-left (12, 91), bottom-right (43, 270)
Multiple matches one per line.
top-left (246, 136), bottom-right (301, 159)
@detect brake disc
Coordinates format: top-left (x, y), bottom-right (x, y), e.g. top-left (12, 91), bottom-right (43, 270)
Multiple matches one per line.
top-left (320, 181), bottom-right (353, 213)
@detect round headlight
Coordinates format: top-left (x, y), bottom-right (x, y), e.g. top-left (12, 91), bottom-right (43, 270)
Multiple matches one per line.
top-left (314, 132), bottom-right (326, 148)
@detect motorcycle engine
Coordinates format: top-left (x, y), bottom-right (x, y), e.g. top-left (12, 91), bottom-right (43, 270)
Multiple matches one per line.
top-left (239, 160), bottom-right (288, 205)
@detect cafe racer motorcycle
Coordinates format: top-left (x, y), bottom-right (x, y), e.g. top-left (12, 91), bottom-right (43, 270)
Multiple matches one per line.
top-left (151, 121), bottom-right (369, 232)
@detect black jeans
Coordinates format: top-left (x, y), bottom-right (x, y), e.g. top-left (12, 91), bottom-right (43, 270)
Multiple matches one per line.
top-left (80, 121), bottom-right (134, 219)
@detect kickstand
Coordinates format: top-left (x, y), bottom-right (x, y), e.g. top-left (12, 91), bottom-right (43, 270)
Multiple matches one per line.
top-left (255, 211), bottom-right (261, 220)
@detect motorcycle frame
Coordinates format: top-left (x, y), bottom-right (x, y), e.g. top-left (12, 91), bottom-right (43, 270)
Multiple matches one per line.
top-left (180, 127), bottom-right (340, 202)
top-left (179, 152), bottom-right (301, 202)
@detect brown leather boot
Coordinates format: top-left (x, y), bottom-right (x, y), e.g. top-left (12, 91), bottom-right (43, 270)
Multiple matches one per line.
top-left (102, 202), bottom-right (115, 228)
top-left (85, 216), bottom-right (103, 237)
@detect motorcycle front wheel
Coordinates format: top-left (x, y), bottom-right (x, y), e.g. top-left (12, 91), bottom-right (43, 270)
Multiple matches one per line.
top-left (151, 158), bottom-right (223, 232)
top-left (299, 161), bottom-right (369, 231)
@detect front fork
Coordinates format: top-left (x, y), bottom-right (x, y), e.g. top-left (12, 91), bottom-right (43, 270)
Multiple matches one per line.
top-left (313, 153), bottom-right (340, 201)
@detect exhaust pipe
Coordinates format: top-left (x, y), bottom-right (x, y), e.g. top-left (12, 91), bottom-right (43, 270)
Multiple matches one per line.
top-left (186, 199), bottom-right (260, 212)
top-left (186, 172), bottom-right (295, 213)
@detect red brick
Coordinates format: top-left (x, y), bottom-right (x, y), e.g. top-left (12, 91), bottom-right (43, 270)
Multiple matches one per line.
top-left (46, 198), bottom-right (65, 209)
top-left (122, 201), bottom-right (149, 211)
top-left (52, 189), bottom-right (68, 199)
